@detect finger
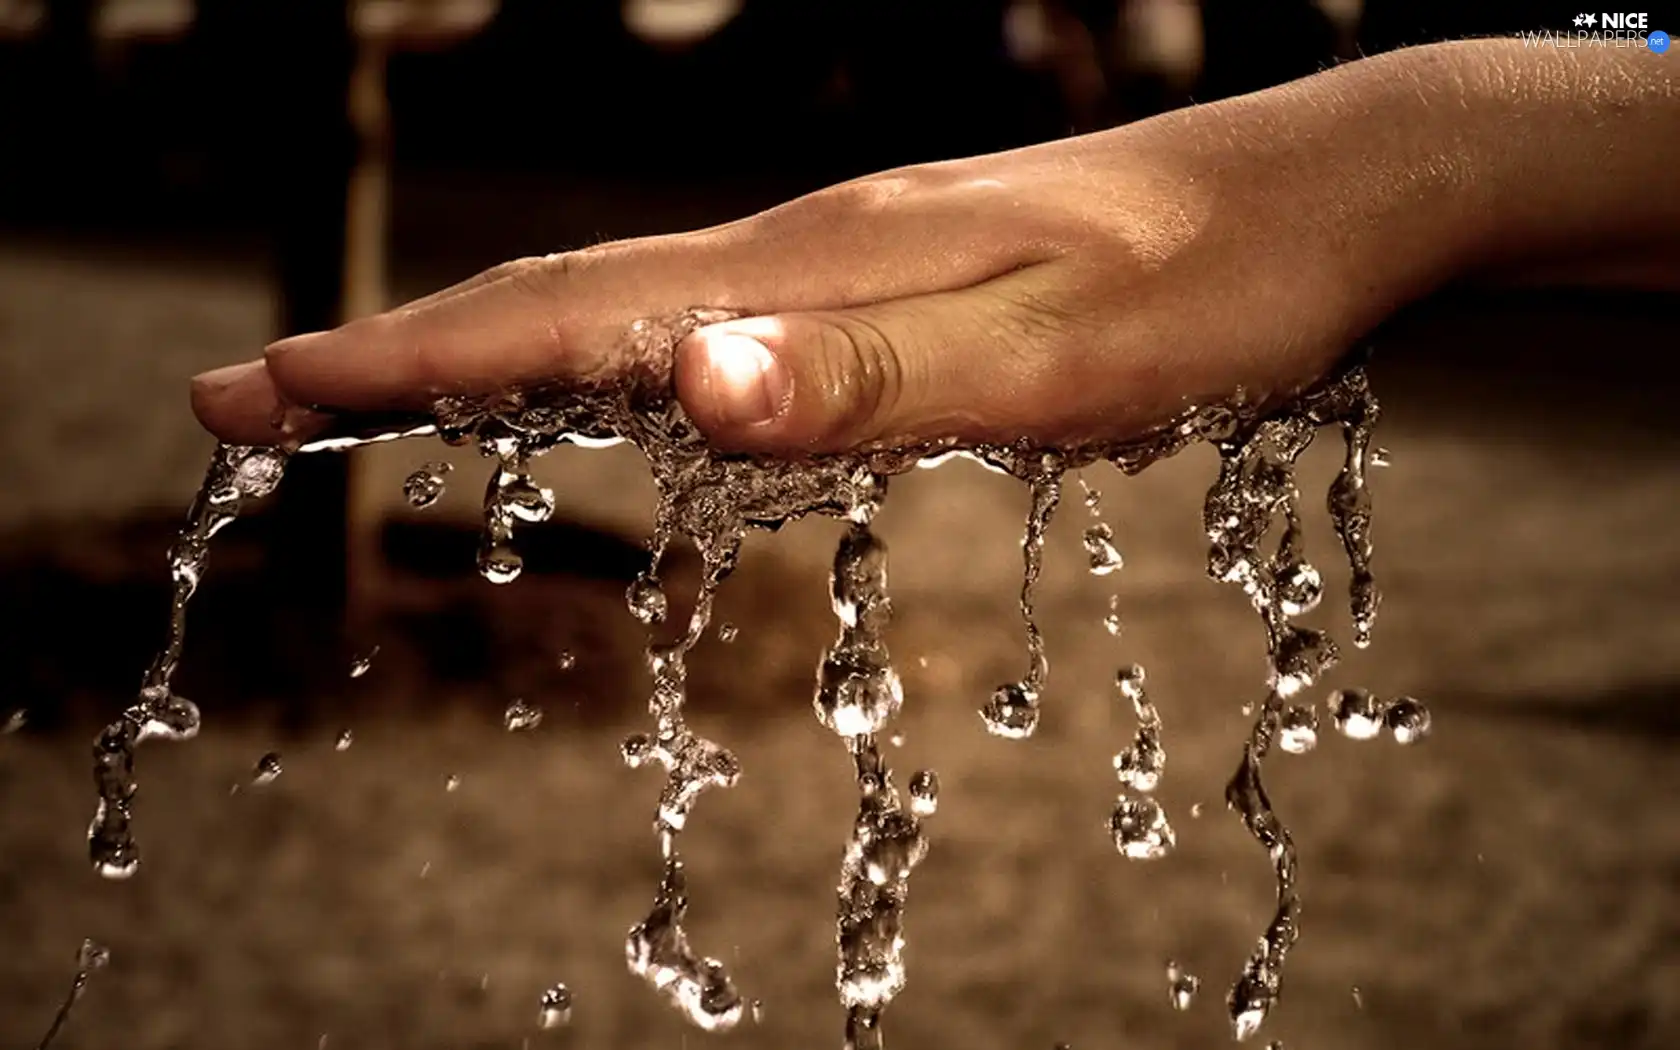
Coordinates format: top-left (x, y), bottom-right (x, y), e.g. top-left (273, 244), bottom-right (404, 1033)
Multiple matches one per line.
top-left (191, 165), bottom-right (1064, 441)
top-left (673, 262), bottom-right (1108, 453)
top-left (190, 361), bottom-right (332, 447)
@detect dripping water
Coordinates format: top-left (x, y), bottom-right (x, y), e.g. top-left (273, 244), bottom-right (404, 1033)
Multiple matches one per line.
top-left (34, 939), bottom-right (109, 1050)
top-left (88, 309), bottom-right (1413, 1047)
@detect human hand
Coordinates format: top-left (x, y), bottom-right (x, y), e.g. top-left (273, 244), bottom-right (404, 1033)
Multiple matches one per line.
top-left (190, 40), bottom-right (1677, 454)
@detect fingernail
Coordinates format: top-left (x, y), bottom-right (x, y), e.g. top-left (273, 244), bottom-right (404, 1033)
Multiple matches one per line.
top-left (264, 330), bottom-right (333, 360)
top-left (700, 330), bottom-right (786, 427)
top-left (191, 359), bottom-right (268, 396)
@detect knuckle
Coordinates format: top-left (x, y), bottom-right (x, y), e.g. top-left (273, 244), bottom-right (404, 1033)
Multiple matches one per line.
top-left (818, 314), bottom-right (905, 441)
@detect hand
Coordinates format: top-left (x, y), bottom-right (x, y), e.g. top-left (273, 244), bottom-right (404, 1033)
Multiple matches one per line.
top-left (190, 40), bottom-right (1678, 454)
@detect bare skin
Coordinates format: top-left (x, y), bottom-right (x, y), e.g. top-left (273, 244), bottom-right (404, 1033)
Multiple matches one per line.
top-left (192, 39), bottom-right (1678, 453)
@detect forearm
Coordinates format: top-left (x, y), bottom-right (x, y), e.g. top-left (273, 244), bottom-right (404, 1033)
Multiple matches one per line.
top-left (1322, 39), bottom-right (1679, 290)
top-left (1122, 38), bottom-right (1680, 317)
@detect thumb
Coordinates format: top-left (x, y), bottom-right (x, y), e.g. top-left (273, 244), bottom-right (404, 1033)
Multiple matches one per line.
top-left (674, 279), bottom-right (1075, 454)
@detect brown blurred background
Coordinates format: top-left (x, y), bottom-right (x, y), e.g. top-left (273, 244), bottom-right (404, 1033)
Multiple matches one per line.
top-left (1, 2), bottom-right (1677, 1048)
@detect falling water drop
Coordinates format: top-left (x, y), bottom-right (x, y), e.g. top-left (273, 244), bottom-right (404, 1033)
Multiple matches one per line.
top-left (445, 774), bottom-right (461, 793)
top-left (1082, 522), bottom-right (1124, 575)
top-left (403, 461), bottom-right (452, 508)
top-left (1385, 697), bottom-right (1432, 744)
top-left (627, 573), bottom-right (668, 625)
top-left (980, 682), bottom-right (1040, 739)
top-left (1327, 689), bottom-right (1387, 741)
top-left (1167, 960), bottom-right (1201, 1010)
top-left (1371, 446), bottom-right (1390, 467)
top-left (908, 770), bottom-right (940, 816)
top-left (538, 984), bottom-right (573, 1028)
top-left (3, 709), bottom-right (25, 734)
top-left (1276, 563), bottom-right (1323, 617)
top-left (477, 543), bottom-right (524, 585)
top-left (718, 622), bottom-right (739, 644)
top-left (1110, 795), bottom-right (1175, 860)
top-left (349, 646), bottom-right (378, 678)
top-left (251, 752), bottom-right (282, 785)
top-left (334, 729), bottom-right (353, 751)
top-left (1277, 704), bottom-right (1319, 755)
top-left (556, 650), bottom-right (576, 671)
top-left (504, 699), bottom-right (544, 732)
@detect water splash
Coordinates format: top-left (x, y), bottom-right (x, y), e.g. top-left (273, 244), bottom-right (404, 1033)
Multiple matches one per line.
top-left (88, 442), bottom-right (287, 879)
top-left (1200, 367), bottom-right (1385, 1041)
top-left (34, 939), bottom-right (110, 1050)
top-left (91, 309), bottom-right (1417, 1046)
top-left (979, 451), bottom-right (1063, 739)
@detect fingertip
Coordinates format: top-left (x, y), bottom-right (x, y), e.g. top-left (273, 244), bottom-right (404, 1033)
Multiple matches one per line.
top-left (190, 359), bottom-right (291, 445)
top-left (675, 319), bottom-right (792, 450)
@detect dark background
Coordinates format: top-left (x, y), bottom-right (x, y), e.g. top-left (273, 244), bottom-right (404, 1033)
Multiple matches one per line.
top-left (1, 3), bottom-right (1676, 1049)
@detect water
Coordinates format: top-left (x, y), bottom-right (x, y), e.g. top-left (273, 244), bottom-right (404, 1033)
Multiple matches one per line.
top-left (403, 460), bottom-right (452, 508)
top-left (88, 442), bottom-right (286, 880)
top-left (87, 310), bottom-right (1416, 1046)
top-left (34, 939), bottom-right (110, 1050)
top-left (251, 751), bottom-right (283, 785)
top-left (503, 699), bottom-right (544, 732)
top-left (1166, 960), bottom-right (1201, 1011)
top-left (537, 983), bottom-right (572, 1029)
top-left (349, 646), bottom-right (379, 678)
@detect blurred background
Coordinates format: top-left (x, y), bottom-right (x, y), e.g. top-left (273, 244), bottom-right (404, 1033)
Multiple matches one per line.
top-left (1, 1), bottom-right (1676, 1048)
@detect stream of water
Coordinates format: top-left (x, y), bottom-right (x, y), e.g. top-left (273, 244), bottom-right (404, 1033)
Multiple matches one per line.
top-left (63, 309), bottom-right (1428, 1049)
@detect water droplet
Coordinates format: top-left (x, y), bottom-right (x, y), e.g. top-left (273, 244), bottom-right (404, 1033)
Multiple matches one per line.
top-left (419, 860), bottom-right (432, 878)
top-left (718, 622), bottom-right (738, 644)
top-left (627, 574), bottom-right (668, 625)
top-left (77, 939), bottom-right (111, 972)
top-left (1113, 741), bottom-right (1164, 793)
top-left (1267, 1042), bottom-right (1285, 1050)
top-left (504, 699), bottom-right (544, 732)
top-left (233, 447), bottom-right (287, 499)
top-left (478, 543), bottom-right (524, 585)
top-left (1371, 446), bottom-right (1390, 467)
top-left (1385, 697), bottom-right (1432, 744)
top-left (556, 650), bottom-right (576, 671)
top-left (1276, 562), bottom-right (1323, 617)
top-left (908, 770), bottom-right (939, 816)
top-left (980, 682), bottom-right (1040, 739)
top-left (349, 646), bottom-right (378, 678)
top-left (502, 475), bottom-right (556, 524)
top-left (252, 752), bottom-right (282, 785)
top-left (2, 709), bottom-right (25, 734)
top-left (136, 694), bottom-right (200, 742)
top-left (1166, 960), bottom-right (1200, 1010)
top-left (1082, 522), bottom-right (1123, 576)
top-left (1103, 613), bottom-right (1123, 637)
top-left (1328, 688), bottom-right (1387, 741)
top-left (750, 999), bottom-right (764, 1024)
top-left (334, 729), bottom-right (353, 751)
top-left (403, 461), bottom-right (451, 508)
top-left (538, 984), bottom-right (573, 1028)
top-left (1110, 795), bottom-right (1175, 860)
top-left (620, 733), bottom-right (654, 768)
top-left (445, 774), bottom-right (460, 792)
top-left (1190, 802), bottom-right (1204, 819)
top-left (1277, 704), bottom-right (1319, 754)
top-left (1351, 984), bottom-right (1364, 1008)
top-left (815, 648), bottom-right (903, 738)
top-left (888, 733), bottom-right (904, 748)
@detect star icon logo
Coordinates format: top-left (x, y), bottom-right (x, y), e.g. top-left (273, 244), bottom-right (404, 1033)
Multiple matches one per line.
top-left (1585, 13), bottom-right (1598, 25)
top-left (1575, 13), bottom-right (1587, 24)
